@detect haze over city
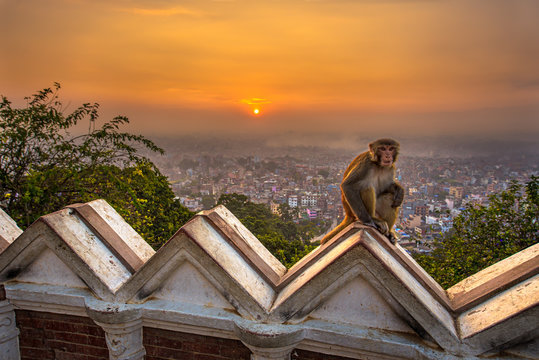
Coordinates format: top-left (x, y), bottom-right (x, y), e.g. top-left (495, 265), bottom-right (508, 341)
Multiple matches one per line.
top-left (2, 0), bottom-right (539, 147)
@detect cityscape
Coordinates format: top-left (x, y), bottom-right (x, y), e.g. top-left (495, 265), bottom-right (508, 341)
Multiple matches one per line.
top-left (148, 135), bottom-right (538, 250)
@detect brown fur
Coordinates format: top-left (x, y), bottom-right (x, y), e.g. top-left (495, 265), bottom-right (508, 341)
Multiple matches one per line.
top-left (321, 138), bottom-right (403, 244)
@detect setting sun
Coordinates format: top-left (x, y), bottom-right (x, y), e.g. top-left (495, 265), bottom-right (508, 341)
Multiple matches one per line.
top-left (253, 108), bottom-right (260, 115)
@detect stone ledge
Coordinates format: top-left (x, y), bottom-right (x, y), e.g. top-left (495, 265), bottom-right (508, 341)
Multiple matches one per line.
top-left (0, 208), bottom-right (21, 253)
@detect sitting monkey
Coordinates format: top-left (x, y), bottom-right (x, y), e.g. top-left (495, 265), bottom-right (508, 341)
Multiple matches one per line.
top-left (321, 138), bottom-right (404, 244)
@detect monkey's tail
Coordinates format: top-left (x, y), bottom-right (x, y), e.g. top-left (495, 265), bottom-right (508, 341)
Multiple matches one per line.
top-left (320, 217), bottom-right (354, 245)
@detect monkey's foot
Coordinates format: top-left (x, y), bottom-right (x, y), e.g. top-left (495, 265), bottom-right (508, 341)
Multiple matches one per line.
top-left (387, 232), bottom-right (399, 244)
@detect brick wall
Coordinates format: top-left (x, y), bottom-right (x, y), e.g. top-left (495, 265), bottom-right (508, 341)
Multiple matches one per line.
top-left (143, 327), bottom-right (251, 360)
top-left (13, 310), bottom-right (366, 360)
top-left (293, 349), bottom-right (359, 360)
top-left (15, 310), bottom-right (109, 360)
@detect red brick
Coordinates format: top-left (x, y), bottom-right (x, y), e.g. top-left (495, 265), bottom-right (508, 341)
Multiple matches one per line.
top-left (18, 327), bottom-right (46, 339)
top-left (54, 331), bottom-right (89, 344)
top-left (16, 316), bottom-right (43, 327)
top-left (143, 327), bottom-right (160, 336)
top-left (20, 336), bottom-right (46, 348)
top-left (47, 339), bottom-right (79, 353)
top-left (87, 324), bottom-right (106, 337)
top-left (44, 320), bottom-right (87, 333)
top-left (144, 334), bottom-right (161, 346)
top-left (88, 335), bottom-right (107, 347)
top-left (54, 349), bottom-right (88, 360)
top-left (14, 309), bottom-right (31, 319)
top-left (184, 340), bottom-right (220, 354)
top-left (158, 335), bottom-right (185, 349)
top-left (154, 346), bottom-right (194, 359)
top-left (76, 344), bottom-right (109, 357)
top-left (16, 310), bottom-right (108, 358)
top-left (20, 347), bottom-right (53, 359)
top-left (218, 343), bottom-right (251, 359)
top-left (144, 345), bottom-right (159, 357)
top-left (142, 327), bottom-right (251, 360)
top-left (87, 354), bottom-right (109, 360)
top-left (194, 355), bottom-right (232, 360)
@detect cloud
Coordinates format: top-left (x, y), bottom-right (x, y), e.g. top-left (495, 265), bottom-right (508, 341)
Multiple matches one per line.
top-left (119, 6), bottom-right (202, 17)
top-left (511, 78), bottom-right (539, 90)
top-left (241, 98), bottom-right (272, 105)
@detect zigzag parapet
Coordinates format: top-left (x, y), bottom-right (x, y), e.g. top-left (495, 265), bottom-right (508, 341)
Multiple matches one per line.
top-left (0, 200), bottom-right (537, 359)
top-left (0, 200), bottom-right (155, 300)
top-left (0, 208), bottom-right (21, 253)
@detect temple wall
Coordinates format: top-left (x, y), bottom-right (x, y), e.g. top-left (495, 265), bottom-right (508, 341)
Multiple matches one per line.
top-left (0, 200), bottom-right (537, 360)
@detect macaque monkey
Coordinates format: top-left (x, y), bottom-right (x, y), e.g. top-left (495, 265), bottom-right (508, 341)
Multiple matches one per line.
top-left (321, 138), bottom-right (404, 244)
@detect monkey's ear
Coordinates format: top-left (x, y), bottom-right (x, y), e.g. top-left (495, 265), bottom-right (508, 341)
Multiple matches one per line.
top-left (368, 143), bottom-right (377, 161)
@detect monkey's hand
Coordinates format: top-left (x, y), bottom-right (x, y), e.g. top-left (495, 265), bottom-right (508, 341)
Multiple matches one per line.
top-left (373, 218), bottom-right (389, 235)
top-left (362, 219), bottom-right (386, 234)
top-left (391, 183), bottom-right (404, 208)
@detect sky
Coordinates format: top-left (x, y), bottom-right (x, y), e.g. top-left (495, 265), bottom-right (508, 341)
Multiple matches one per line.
top-left (1, 0), bottom-right (538, 142)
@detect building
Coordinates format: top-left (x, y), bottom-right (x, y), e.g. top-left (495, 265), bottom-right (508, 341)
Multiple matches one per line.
top-left (449, 186), bottom-right (464, 199)
top-left (270, 201), bottom-right (280, 215)
top-left (414, 204), bottom-right (429, 217)
top-left (288, 195), bottom-right (298, 208)
top-left (300, 192), bottom-right (318, 208)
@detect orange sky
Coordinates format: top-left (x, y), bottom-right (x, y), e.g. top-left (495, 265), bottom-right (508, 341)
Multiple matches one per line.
top-left (1, 0), bottom-right (538, 139)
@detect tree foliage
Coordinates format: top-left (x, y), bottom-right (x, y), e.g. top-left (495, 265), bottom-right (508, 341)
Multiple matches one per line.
top-left (0, 84), bottom-right (193, 248)
top-left (414, 177), bottom-right (538, 289)
top-left (217, 194), bottom-right (320, 268)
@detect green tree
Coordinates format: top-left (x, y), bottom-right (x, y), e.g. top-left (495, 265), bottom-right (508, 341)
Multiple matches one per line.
top-left (217, 194), bottom-right (318, 267)
top-left (414, 177), bottom-right (538, 289)
top-left (318, 169), bottom-right (329, 178)
top-left (278, 203), bottom-right (298, 222)
top-left (201, 194), bottom-right (216, 210)
top-left (0, 84), bottom-right (193, 248)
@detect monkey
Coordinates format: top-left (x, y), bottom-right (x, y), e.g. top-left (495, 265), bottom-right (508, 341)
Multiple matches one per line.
top-left (321, 138), bottom-right (404, 245)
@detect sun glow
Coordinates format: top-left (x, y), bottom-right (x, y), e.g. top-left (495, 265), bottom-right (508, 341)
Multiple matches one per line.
top-left (253, 108), bottom-right (260, 115)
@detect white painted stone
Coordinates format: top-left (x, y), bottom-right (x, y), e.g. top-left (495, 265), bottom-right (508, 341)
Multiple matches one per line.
top-left (86, 302), bottom-right (145, 360)
top-left (0, 300), bottom-right (19, 360)
top-left (212, 205), bottom-right (286, 276)
top-left (151, 261), bottom-right (234, 309)
top-left (448, 243), bottom-right (539, 299)
top-left (505, 337), bottom-right (539, 359)
top-left (185, 216), bottom-right (276, 310)
top-left (0, 208), bottom-right (21, 252)
top-left (142, 299), bottom-right (237, 337)
top-left (16, 247), bottom-right (88, 288)
top-left (459, 274), bottom-right (539, 338)
top-left (248, 345), bottom-right (296, 360)
top-left (361, 232), bottom-right (457, 338)
top-left (234, 320), bottom-right (304, 360)
top-left (44, 209), bottom-right (131, 292)
top-left (98, 319), bottom-right (145, 360)
top-left (87, 200), bottom-right (155, 262)
top-left (273, 233), bottom-right (361, 310)
top-left (395, 242), bottom-right (446, 294)
top-left (310, 276), bottom-right (414, 333)
top-left (6, 283), bottom-right (90, 317)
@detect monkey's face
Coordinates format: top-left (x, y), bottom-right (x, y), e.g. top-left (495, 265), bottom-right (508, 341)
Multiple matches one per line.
top-left (377, 145), bottom-right (395, 167)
